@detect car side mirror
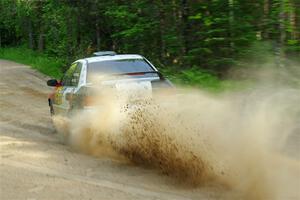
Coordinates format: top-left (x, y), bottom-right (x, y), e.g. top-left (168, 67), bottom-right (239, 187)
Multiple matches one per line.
top-left (47, 79), bottom-right (58, 87)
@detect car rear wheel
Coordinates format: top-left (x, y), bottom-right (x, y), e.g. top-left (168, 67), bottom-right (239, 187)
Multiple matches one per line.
top-left (48, 99), bottom-right (55, 116)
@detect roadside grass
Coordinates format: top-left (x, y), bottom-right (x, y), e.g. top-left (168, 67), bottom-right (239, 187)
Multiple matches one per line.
top-left (160, 67), bottom-right (250, 92)
top-left (0, 47), bottom-right (64, 78)
top-left (0, 47), bottom-right (247, 92)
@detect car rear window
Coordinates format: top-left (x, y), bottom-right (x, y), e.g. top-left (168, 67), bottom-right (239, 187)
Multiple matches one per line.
top-left (88, 59), bottom-right (154, 73)
top-left (87, 59), bottom-right (158, 82)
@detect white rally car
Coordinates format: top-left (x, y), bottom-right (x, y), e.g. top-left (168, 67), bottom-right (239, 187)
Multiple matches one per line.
top-left (47, 51), bottom-right (174, 116)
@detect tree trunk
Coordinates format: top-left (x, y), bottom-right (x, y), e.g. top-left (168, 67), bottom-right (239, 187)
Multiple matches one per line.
top-left (296, 1), bottom-right (300, 40)
top-left (279, 1), bottom-right (286, 47)
top-left (181, 0), bottom-right (189, 54)
top-left (38, 33), bottom-right (44, 52)
top-left (158, 2), bottom-right (166, 60)
top-left (27, 18), bottom-right (34, 49)
top-left (289, 0), bottom-right (297, 40)
top-left (262, 0), bottom-right (269, 39)
top-left (66, 12), bottom-right (73, 66)
top-left (229, 0), bottom-right (235, 49)
top-left (96, 22), bottom-right (101, 50)
top-left (76, 7), bottom-right (81, 48)
top-left (278, 0), bottom-right (286, 67)
top-left (37, 0), bottom-right (44, 52)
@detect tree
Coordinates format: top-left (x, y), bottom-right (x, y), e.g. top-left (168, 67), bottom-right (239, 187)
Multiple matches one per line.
top-left (1, 0), bottom-right (299, 75)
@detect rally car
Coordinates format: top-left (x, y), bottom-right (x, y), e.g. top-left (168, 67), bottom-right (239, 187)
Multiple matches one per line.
top-left (47, 51), bottom-right (173, 116)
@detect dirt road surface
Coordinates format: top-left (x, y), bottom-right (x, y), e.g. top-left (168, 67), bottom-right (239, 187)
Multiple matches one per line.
top-left (0, 60), bottom-right (223, 200)
top-left (1, 60), bottom-right (299, 200)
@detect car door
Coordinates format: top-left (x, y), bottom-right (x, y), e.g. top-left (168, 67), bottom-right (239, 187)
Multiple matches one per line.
top-left (53, 62), bottom-right (82, 115)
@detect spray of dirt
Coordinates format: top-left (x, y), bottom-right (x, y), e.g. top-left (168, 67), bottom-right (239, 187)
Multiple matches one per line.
top-left (53, 77), bottom-right (300, 200)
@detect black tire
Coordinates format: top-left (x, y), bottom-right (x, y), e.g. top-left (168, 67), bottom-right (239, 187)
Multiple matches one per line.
top-left (48, 99), bottom-right (55, 116)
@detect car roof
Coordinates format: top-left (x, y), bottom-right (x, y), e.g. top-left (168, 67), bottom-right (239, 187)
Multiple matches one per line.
top-left (81, 54), bottom-right (144, 64)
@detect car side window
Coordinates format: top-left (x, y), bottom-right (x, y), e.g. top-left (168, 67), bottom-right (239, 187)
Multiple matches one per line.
top-left (62, 63), bottom-right (77, 86)
top-left (71, 62), bottom-right (82, 86)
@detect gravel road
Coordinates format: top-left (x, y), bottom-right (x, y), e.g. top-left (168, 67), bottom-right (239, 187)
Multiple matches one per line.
top-left (0, 60), bottom-right (299, 200)
top-left (0, 60), bottom-right (222, 200)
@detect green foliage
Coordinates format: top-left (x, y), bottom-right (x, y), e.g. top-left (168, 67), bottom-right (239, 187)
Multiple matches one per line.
top-left (0, 0), bottom-right (299, 90)
top-left (160, 67), bottom-right (248, 92)
top-left (0, 46), bottom-right (246, 92)
top-left (0, 47), bottom-right (64, 78)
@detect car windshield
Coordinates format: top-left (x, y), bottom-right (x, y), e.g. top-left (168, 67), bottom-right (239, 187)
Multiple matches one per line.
top-left (87, 59), bottom-right (157, 82)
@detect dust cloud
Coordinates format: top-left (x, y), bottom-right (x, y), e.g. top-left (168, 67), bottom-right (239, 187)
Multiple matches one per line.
top-left (53, 73), bottom-right (300, 200)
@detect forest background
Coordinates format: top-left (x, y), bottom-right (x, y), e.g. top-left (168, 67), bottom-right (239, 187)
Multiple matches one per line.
top-left (0, 0), bottom-right (299, 91)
